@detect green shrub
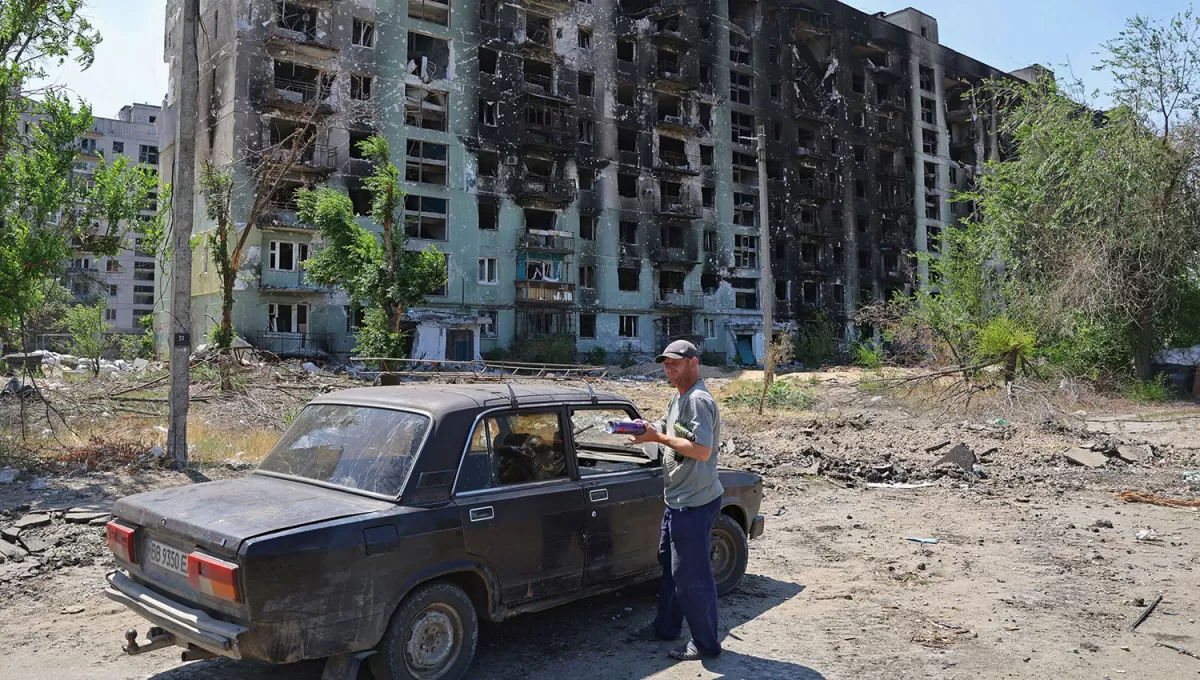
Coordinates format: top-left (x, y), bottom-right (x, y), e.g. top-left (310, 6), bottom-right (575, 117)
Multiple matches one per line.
top-left (584, 346), bottom-right (608, 366)
top-left (853, 343), bottom-right (883, 370)
top-left (1122, 374), bottom-right (1172, 403)
top-left (700, 350), bottom-right (725, 367)
top-left (486, 335), bottom-right (577, 364)
top-left (616, 343), bottom-right (638, 368)
top-left (724, 379), bottom-right (817, 410)
top-left (794, 312), bottom-right (840, 367)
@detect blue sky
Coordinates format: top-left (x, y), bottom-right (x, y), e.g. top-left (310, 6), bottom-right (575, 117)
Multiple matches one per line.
top-left (39, 0), bottom-right (1194, 119)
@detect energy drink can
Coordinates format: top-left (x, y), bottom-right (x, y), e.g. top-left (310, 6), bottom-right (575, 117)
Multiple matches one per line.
top-left (605, 420), bottom-right (646, 435)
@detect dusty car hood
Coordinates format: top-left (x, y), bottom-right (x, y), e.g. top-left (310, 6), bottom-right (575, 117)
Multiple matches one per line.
top-left (112, 474), bottom-right (395, 553)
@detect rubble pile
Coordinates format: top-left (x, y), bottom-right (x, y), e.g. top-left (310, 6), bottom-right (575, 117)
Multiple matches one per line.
top-left (0, 503), bottom-right (113, 596)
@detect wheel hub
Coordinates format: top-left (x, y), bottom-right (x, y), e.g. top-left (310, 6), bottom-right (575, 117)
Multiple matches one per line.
top-left (405, 606), bottom-right (459, 677)
top-left (711, 531), bottom-right (733, 580)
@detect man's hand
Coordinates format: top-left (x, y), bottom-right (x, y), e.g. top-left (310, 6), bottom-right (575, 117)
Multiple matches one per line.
top-left (628, 420), bottom-right (663, 445)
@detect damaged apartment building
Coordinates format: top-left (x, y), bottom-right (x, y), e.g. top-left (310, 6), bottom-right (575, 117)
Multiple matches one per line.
top-left (159, 0), bottom-right (1031, 363)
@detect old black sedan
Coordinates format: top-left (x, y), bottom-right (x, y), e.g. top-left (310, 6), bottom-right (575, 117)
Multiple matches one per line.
top-left (104, 384), bottom-right (765, 680)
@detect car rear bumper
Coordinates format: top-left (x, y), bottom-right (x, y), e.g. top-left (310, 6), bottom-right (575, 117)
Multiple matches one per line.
top-left (104, 570), bottom-right (248, 660)
top-left (750, 515), bottom-right (765, 539)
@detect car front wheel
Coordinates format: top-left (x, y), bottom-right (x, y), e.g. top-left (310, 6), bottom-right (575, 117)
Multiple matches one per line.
top-left (711, 513), bottom-right (749, 596)
top-left (370, 581), bottom-right (479, 680)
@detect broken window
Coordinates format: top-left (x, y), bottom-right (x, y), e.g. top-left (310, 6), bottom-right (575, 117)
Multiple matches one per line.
top-left (660, 224), bottom-right (685, 249)
top-left (855, 179), bottom-right (866, 198)
top-left (526, 14), bottom-right (553, 48)
top-left (949, 165), bottom-right (958, 183)
top-left (922, 128), bottom-right (938, 154)
top-left (579, 265), bottom-right (596, 289)
top-left (857, 250), bottom-right (870, 270)
top-left (732, 152), bottom-right (756, 184)
top-left (699, 21), bottom-right (711, 39)
top-left (579, 119), bottom-right (595, 144)
top-left (729, 33), bottom-right (750, 64)
top-left (769, 46), bottom-right (780, 64)
top-left (730, 71), bottom-right (752, 105)
top-left (884, 252), bottom-right (900, 272)
top-left (733, 234), bottom-right (758, 268)
top-left (833, 244), bottom-right (844, 265)
top-left (579, 313), bottom-right (597, 338)
top-left (348, 130), bottom-right (372, 159)
top-left (479, 98), bottom-right (498, 127)
top-left (730, 111), bottom-right (754, 144)
top-left (405, 140), bottom-right (448, 185)
top-left (617, 173), bottom-right (637, 198)
top-left (139, 144), bottom-right (159, 164)
top-left (775, 280), bottom-right (789, 303)
top-left (733, 192), bottom-right (756, 226)
top-left (351, 74), bottom-right (373, 100)
top-left (404, 86), bottom-right (447, 130)
top-left (404, 195), bottom-right (448, 240)
top-left (857, 216), bottom-right (869, 233)
top-left (617, 84), bottom-right (636, 107)
top-left (578, 72), bottom-right (594, 97)
top-left (852, 72), bottom-right (865, 94)
top-left (921, 96), bottom-right (936, 124)
top-left (523, 208), bottom-right (556, 231)
top-left (273, 61), bottom-right (331, 104)
top-left (702, 186), bottom-right (714, 208)
top-left (578, 168), bottom-right (594, 190)
top-left (617, 127), bottom-right (637, 152)
top-left (479, 257), bottom-right (498, 284)
top-left (924, 161), bottom-right (937, 187)
top-left (925, 193), bottom-right (940, 219)
top-left (700, 145), bottom-right (713, 166)
top-left (619, 314), bottom-right (639, 337)
top-left (275, 1), bottom-right (316, 40)
top-left (617, 39), bottom-right (635, 62)
top-left (479, 48), bottom-right (498, 75)
top-left (578, 27), bottom-right (592, 49)
top-left (267, 302), bottom-right (309, 334)
top-left (478, 202), bottom-right (498, 229)
top-left (833, 284), bottom-right (845, 305)
top-left (269, 241), bottom-right (297, 271)
top-left (408, 32), bottom-right (449, 80)
top-left (619, 220), bottom-right (638, 244)
top-left (580, 215), bottom-right (596, 239)
top-left (480, 0), bottom-right (498, 23)
top-left (699, 63), bottom-right (712, 85)
top-left (618, 269), bottom-right (640, 292)
top-left (477, 151), bottom-right (498, 177)
top-left (801, 242), bottom-right (819, 265)
top-left (919, 66), bottom-right (934, 92)
top-left (480, 310), bottom-right (497, 338)
top-left (852, 110), bottom-right (865, 127)
top-left (803, 281), bottom-right (818, 304)
top-left (699, 103), bottom-right (712, 132)
top-left (854, 145), bottom-right (866, 162)
top-left (928, 224), bottom-right (942, 251)
top-left (353, 18), bottom-right (376, 46)
top-left (773, 122), bottom-right (783, 142)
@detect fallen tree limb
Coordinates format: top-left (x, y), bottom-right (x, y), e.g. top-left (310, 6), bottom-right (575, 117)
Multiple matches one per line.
top-left (1158, 642), bottom-right (1200, 661)
top-left (1117, 491), bottom-right (1200, 509)
top-left (1129, 593), bottom-right (1163, 632)
top-left (866, 360), bottom-right (1003, 386)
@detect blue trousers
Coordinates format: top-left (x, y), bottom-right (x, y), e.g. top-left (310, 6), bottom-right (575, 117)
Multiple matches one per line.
top-left (653, 495), bottom-right (722, 656)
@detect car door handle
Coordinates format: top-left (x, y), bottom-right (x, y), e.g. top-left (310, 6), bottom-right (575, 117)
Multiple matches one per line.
top-left (589, 489), bottom-right (609, 502)
top-left (469, 506), bottom-right (494, 522)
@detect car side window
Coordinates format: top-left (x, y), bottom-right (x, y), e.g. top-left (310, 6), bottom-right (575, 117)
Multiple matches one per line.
top-left (570, 407), bottom-right (657, 476)
top-left (457, 411), bottom-right (568, 493)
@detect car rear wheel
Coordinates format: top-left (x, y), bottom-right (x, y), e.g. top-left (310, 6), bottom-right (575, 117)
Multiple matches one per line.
top-left (711, 513), bottom-right (749, 596)
top-left (370, 581), bottom-right (479, 680)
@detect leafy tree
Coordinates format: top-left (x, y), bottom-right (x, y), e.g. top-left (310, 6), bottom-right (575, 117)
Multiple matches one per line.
top-left (297, 136), bottom-right (446, 358)
top-left (62, 299), bottom-right (109, 377)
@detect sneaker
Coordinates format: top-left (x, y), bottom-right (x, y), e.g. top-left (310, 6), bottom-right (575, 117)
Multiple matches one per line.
top-left (667, 641), bottom-right (720, 661)
top-left (628, 622), bottom-right (679, 642)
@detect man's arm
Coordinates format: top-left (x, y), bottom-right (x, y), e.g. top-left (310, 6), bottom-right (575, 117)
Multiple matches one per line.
top-left (629, 401), bottom-right (715, 462)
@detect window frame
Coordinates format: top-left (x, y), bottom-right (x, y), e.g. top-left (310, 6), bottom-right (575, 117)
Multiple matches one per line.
top-left (478, 256), bottom-right (498, 285)
top-left (567, 404), bottom-right (658, 478)
top-left (452, 407), bottom-right (577, 496)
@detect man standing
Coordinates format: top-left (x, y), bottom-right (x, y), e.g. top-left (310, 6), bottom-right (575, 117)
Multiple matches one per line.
top-left (630, 340), bottom-right (724, 661)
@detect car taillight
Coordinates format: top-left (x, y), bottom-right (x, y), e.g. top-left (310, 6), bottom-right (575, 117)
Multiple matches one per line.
top-left (105, 521), bottom-right (137, 564)
top-left (187, 553), bottom-right (240, 603)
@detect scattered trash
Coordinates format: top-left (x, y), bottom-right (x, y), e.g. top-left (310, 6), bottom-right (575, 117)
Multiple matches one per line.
top-left (1092, 519), bottom-right (1114, 529)
top-left (1063, 447), bottom-right (1109, 469)
top-left (990, 419), bottom-right (1010, 426)
top-left (1128, 593), bottom-right (1163, 632)
top-left (1117, 491), bottom-right (1200, 509)
top-left (60, 606), bottom-right (85, 615)
top-left (867, 482), bottom-right (936, 489)
top-left (302, 362), bottom-right (321, 373)
top-left (904, 537), bottom-right (939, 544)
top-left (148, 445), bottom-right (165, 459)
top-left (1136, 528), bottom-right (1160, 542)
top-left (1182, 471), bottom-right (1200, 483)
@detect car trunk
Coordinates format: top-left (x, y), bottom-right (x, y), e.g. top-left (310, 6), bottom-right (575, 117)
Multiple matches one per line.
top-left (112, 474), bottom-right (394, 618)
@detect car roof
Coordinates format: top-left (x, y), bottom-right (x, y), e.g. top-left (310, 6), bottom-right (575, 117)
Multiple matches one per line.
top-left (309, 383), bottom-right (631, 417)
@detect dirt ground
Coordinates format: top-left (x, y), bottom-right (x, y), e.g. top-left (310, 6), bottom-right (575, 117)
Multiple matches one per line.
top-left (1, 368), bottom-right (1199, 679)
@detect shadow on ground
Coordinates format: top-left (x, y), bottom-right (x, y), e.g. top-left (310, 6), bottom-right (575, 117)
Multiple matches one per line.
top-left (147, 573), bottom-right (815, 680)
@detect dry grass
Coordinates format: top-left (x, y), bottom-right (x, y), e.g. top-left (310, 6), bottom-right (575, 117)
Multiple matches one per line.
top-left (186, 419), bottom-right (280, 465)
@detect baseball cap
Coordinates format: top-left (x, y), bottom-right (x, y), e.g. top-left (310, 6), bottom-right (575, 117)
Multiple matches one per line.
top-left (655, 339), bottom-right (699, 363)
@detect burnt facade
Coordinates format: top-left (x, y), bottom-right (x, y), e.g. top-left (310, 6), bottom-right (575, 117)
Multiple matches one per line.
top-left (160, 0), bottom-right (1027, 363)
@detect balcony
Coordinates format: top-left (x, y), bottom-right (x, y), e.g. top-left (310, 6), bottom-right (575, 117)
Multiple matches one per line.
top-left (515, 280), bottom-right (576, 306)
top-left (652, 150), bottom-right (700, 175)
top-left (517, 175), bottom-right (577, 203)
top-left (946, 104), bottom-right (972, 124)
top-left (651, 244), bottom-right (700, 265)
top-left (795, 105), bottom-right (832, 128)
top-left (519, 24), bottom-right (555, 56)
top-left (409, 0), bottom-right (450, 24)
top-left (796, 177), bottom-right (832, 200)
top-left (519, 0), bottom-right (574, 13)
top-left (654, 62), bottom-right (696, 91)
top-left (268, 78), bottom-right (333, 116)
top-left (259, 271), bottom-right (330, 293)
top-left (263, 143), bottom-right (338, 174)
top-left (267, 28), bottom-right (338, 59)
top-left (655, 112), bottom-right (697, 136)
top-left (864, 56), bottom-right (904, 82)
top-left (795, 146), bottom-right (829, 164)
top-left (519, 121), bottom-right (576, 151)
top-left (656, 197), bottom-right (702, 219)
top-left (793, 8), bottom-right (831, 40)
top-left (521, 73), bottom-right (571, 101)
top-left (650, 17), bottom-right (690, 48)
top-left (519, 230), bottom-right (575, 253)
top-left (876, 95), bottom-right (907, 113)
top-left (655, 289), bottom-right (704, 309)
top-left (256, 331), bottom-right (334, 358)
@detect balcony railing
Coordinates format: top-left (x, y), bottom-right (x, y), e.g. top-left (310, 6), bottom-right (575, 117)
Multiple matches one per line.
top-left (515, 280), bottom-right (576, 305)
top-left (657, 197), bottom-right (701, 218)
top-left (655, 290), bottom-right (704, 310)
top-left (650, 244), bottom-right (699, 264)
top-left (796, 177), bottom-right (832, 199)
top-left (522, 73), bottom-right (569, 99)
top-left (519, 230), bottom-right (575, 252)
top-left (256, 331), bottom-right (334, 357)
top-left (518, 176), bottom-right (577, 202)
top-left (267, 28), bottom-right (338, 56)
top-left (653, 150), bottom-right (700, 174)
top-left (655, 112), bottom-right (695, 132)
top-left (265, 143), bottom-right (338, 171)
top-left (271, 77), bottom-right (328, 106)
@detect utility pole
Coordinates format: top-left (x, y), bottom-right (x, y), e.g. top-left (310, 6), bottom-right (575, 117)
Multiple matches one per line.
top-left (168, 0), bottom-right (199, 469)
top-left (756, 125), bottom-right (773, 367)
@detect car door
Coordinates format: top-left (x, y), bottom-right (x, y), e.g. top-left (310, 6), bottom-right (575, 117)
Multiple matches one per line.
top-left (568, 404), bottom-right (665, 583)
top-left (454, 408), bottom-right (587, 605)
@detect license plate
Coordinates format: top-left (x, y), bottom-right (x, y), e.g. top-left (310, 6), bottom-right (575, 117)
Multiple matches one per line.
top-left (147, 539), bottom-right (190, 578)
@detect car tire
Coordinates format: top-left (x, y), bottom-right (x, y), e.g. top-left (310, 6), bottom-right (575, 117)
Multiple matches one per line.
top-left (370, 581), bottom-right (479, 680)
top-left (711, 513), bottom-right (749, 596)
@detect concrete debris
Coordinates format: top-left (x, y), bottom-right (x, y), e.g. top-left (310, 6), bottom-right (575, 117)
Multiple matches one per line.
top-left (1136, 528), bottom-right (1160, 542)
top-left (1062, 447), bottom-right (1108, 469)
top-left (13, 513), bottom-right (51, 530)
top-left (0, 467), bottom-right (18, 484)
top-left (934, 444), bottom-right (977, 472)
top-left (64, 510), bottom-right (110, 524)
top-left (904, 537), bottom-right (939, 544)
top-left (0, 539), bottom-right (26, 563)
top-left (148, 445), bottom-right (165, 459)
top-left (302, 362), bottom-right (321, 373)
top-left (1092, 519), bottom-right (1114, 529)
top-left (1, 526), bottom-right (19, 542)
top-left (2, 377), bottom-right (35, 396)
top-left (27, 478), bottom-right (46, 491)
top-left (1116, 445), bottom-right (1152, 465)
top-left (18, 536), bottom-right (48, 553)
top-left (867, 482), bottom-right (936, 489)
top-left (925, 440), bottom-right (951, 453)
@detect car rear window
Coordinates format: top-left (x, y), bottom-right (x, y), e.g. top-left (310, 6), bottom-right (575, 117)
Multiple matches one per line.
top-left (257, 404), bottom-right (430, 496)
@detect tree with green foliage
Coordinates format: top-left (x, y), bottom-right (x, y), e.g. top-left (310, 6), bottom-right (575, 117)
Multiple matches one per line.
top-left (0, 1), bottom-right (158, 351)
top-left (62, 299), bottom-right (109, 377)
top-left (297, 136), bottom-right (446, 358)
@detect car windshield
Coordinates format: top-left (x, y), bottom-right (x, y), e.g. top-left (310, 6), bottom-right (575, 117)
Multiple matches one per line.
top-left (257, 404), bottom-right (430, 496)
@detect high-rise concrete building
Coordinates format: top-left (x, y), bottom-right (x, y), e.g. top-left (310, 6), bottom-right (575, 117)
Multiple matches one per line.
top-left (25, 102), bottom-right (162, 335)
top-left (158, 0), bottom-right (1036, 363)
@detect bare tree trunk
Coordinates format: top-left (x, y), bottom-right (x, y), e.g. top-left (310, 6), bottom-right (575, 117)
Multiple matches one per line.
top-left (1133, 303), bottom-right (1155, 381)
top-left (1002, 347), bottom-right (1018, 385)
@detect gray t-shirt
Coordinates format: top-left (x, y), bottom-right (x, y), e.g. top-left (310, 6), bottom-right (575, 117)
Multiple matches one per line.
top-left (656, 380), bottom-right (724, 509)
